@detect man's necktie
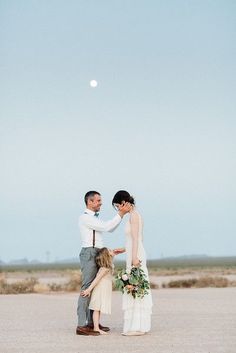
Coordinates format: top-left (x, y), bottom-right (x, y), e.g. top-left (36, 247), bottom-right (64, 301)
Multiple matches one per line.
top-left (94, 212), bottom-right (99, 217)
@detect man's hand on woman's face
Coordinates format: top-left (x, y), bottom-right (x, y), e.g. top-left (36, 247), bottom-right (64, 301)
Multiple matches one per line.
top-left (118, 202), bottom-right (132, 216)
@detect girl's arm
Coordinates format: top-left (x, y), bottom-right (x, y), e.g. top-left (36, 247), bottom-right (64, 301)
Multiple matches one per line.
top-left (81, 267), bottom-right (109, 297)
top-left (112, 247), bottom-right (126, 255)
top-left (130, 211), bottom-right (140, 267)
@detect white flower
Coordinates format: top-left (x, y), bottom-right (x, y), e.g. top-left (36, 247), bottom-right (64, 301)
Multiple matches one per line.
top-left (122, 274), bottom-right (129, 281)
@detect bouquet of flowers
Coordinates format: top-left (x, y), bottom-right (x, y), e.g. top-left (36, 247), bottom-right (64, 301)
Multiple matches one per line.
top-left (114, 267), bottom-right (150, 299)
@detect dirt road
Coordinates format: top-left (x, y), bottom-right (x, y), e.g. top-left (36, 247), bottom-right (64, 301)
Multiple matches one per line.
top-left (0, 288), bottom-right (235, 353)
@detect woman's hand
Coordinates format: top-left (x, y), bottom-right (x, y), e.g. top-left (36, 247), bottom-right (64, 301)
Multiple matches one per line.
top-left (125, 284), bottom-right (134, 291)
top-left (132, 258), bottom-right (141, 267)
top-left (81, 289), bottom-right (91, 297)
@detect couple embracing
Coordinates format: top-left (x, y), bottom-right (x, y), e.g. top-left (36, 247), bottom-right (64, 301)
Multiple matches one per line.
top-left (76, 190), bottom-right (152, 336)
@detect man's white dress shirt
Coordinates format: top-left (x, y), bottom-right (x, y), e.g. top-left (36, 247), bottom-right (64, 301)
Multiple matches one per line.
top-left (79, 208), bottom-right (122, 248)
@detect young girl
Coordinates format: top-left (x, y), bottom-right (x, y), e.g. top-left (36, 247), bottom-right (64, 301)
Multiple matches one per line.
top-left (81, 247), bottom-right (122, 335)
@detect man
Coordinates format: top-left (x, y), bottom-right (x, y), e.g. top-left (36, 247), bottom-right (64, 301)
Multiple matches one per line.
top-left (76, 190), bottom-right (130, 336)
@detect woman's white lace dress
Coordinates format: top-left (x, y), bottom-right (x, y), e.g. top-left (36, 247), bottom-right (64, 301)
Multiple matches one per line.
top-left (122, 211), bottom-right (152, 333)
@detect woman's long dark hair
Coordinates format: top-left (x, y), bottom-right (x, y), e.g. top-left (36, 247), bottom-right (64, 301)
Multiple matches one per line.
top-left (112, 190), bottom-right (135, 208)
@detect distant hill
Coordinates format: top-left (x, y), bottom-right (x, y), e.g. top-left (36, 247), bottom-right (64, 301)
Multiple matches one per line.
top-left (158, 254), bottom-right (209, 260)
top-left (1, 255), bottom-right (236, 271)
top-left (146, 255), bottom-right (236, 269)
top-left (9, 258), bottom-right (29, 265)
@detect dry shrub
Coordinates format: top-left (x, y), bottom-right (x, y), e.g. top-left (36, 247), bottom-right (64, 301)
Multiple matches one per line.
top-left (48, 283), bottom-right (64, 292)
top-left (196, 276), bottom-right (229, 288)
top-left (64, 271), bottom-right (82, 292)
top-left (0, 279), bottom-right (6, 294)
top-left (164, 278), bottom-right (197, 288)
top-left (163, 276), bottom-right (230, 288)
top-left (0, 278), bottom-right (38, 294)
top-left (0, 273), bottom-right (6, 281)
top-left (34, 283), bottom-right (50, 293)
top-left (0, 271), bottom-right (82, 294)
top-left (150, 282), bottom-right (159, 289)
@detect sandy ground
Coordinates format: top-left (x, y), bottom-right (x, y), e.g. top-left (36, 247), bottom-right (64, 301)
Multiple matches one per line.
top-left (0, 288), bottom-right (236, 353)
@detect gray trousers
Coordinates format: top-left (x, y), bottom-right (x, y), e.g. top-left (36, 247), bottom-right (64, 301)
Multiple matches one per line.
top-left (77, 247), bottom-right (99, 327)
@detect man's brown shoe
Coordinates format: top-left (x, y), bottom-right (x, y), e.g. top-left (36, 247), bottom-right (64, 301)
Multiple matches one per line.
top-left (87, 324), bottom-right (110, 332)
top-left (76, 326), bottom-right (100, 336)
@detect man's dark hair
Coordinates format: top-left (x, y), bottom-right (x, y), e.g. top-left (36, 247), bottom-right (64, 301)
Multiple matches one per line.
top-left (84, 191), bottom-right (101, 205)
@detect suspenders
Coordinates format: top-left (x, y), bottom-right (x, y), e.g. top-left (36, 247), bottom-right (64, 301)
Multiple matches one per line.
top-left (84, 212), bottom-right (96, 248)
top-left (92, 229), bottom-right (95, 248)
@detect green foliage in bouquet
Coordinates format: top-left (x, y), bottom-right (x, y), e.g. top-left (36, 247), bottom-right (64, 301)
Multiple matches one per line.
top-left (115, 267), bottom-right (150, 299)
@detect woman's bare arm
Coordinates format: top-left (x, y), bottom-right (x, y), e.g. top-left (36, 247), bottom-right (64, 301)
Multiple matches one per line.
top-left (130, 211), bottom-right (140, 267)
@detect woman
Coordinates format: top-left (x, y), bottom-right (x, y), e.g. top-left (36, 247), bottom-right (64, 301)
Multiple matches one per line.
top-left (112, 190), bottom-right (152, 336)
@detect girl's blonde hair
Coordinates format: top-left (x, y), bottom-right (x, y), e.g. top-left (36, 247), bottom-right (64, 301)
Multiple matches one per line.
top-left (96, 247), bottom-right (112, 269)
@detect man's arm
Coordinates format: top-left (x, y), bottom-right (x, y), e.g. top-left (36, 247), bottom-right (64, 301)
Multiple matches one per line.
top-left (82, 202), bottom-right (131, 233)
top-left (82, 214), bottom-right (122, 232)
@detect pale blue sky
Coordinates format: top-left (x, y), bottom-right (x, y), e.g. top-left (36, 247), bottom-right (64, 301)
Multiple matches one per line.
top-left (1, 0), bottom-right (235, 262)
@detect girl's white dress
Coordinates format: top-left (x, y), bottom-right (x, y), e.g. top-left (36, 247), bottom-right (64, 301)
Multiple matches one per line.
top-left (89, 267), bottom-right (113, 314)
top-left (123, 211), bottom-right (152, 333)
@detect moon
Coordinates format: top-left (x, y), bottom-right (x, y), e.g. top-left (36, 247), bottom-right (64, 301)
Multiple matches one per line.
top-left (90, 80), bottom-right (98, 88)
